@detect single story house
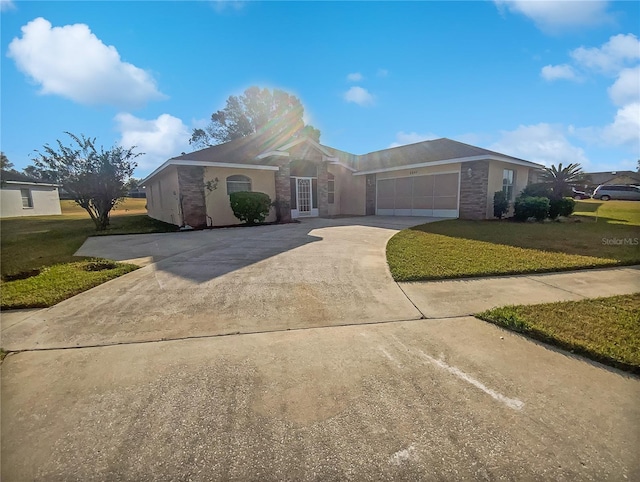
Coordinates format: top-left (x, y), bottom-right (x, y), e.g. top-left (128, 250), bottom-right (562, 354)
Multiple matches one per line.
top-left (142, 132), bottom-right (543, 228)
top-left (0, 170), bottom-right (61, 218)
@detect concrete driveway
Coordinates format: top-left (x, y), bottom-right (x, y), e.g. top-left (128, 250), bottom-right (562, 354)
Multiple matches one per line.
top-left (3, 317), bottom-right (639, 480)
top-left (2, 217), bottom-right (434, 351)
top-left (2, 216), bottom-right (639, 480)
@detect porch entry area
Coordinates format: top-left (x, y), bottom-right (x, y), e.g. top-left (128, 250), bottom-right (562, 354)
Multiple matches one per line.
top-left (290, 177), bottom-right (319, 218)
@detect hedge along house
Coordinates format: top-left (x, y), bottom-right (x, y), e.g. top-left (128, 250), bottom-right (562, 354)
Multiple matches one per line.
top-left (142, 132), bottom-right (543, 228)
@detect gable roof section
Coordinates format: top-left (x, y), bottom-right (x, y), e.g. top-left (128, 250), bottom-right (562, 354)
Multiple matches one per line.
top-left (585, 171), bottom-right (640, 186)
top-left (354, 138), bottom-right (542, 174)
top-left (1, 170), bottom-right (58, 186)
top-left (142, 130), bottom-right (287, 184)
top-left (257, 136), bottom-right (333, 159)
top-left (172, 129), bottom-right (288, 165)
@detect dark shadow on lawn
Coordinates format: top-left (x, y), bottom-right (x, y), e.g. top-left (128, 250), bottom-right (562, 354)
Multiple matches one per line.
top-left (407, 216), bottom-right (640, 263)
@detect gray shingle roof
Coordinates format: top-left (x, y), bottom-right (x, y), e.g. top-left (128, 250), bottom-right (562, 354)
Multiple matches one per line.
top-left (171, 130), bottom-right (293, 166)
top-left (585, 171), bottom-right (640, 186)
top-left (1, 170), bottom-right (46, 184)
top-left (150, 135), bottom-right (539, 180)
top-left (355, 138), bottom-right (531, 172)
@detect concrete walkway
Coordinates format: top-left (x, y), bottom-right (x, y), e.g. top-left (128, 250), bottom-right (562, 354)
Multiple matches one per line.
top-left (400, 265), bottom-right (640, 318)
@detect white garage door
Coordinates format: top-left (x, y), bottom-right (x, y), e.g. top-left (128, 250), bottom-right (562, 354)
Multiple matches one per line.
top-left (376, 172), bottom-right (459, 217)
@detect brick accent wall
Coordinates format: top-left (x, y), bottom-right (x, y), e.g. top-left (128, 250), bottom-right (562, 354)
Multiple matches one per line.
top-left (177, 166), bottom-right (207, 228)
top-left (317, 162), bottom-right (329, 217)
top-left (365, 174), bottom-right (376, 215)
top-left (275, 161), bottom-right (292, 222)
top-left (459, 160), bottom-right (490, 220)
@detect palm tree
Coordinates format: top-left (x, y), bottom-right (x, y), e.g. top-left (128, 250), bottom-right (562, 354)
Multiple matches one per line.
top-left (540, 163), bottom-right (586, 200)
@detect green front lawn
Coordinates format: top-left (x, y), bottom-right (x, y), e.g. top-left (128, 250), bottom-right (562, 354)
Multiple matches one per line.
top-left (1, 199), bottom-right (177, 309)
top-left (1, 260), bottom-right (138, 309)
top-left (387, 200), bottom-right (640, 281)
top-left (477, 294), bottom-right (640, 373)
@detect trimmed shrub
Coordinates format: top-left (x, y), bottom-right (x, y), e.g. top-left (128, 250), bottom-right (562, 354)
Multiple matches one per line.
top-left (493, 190), bottom-right (509, 219)
top-left (549, 197), bottom-right (576, 219)
top-left (229, 191), bottom-right (272, 225)
top-left (520, 183), bottom-right (553, 199)
top-left (514, 196), bottom-right (550, 222)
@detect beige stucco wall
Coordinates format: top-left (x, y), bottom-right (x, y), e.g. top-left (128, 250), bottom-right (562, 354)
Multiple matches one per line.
top-left (146, 166), bottom-right (181, 226)
top-left (329, 164), bottom-right (366, 216)
top-left (0, 184), bottom-right (62, 218)
top-left (204, 167), bottom-right (276, 226)
top-left (486, 161), bottom-right (531, 218)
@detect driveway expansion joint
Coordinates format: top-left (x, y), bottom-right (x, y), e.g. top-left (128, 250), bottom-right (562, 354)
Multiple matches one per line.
top-left (396, 281), bottom-right (427, 319)
top-left (524, 275), bottom-right (589, 299)
top-left (1, 315), bottom-right (441, 353)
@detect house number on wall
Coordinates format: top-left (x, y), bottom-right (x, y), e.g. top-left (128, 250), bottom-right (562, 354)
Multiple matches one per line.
top-left (409, 170), bottom-right (419, 175)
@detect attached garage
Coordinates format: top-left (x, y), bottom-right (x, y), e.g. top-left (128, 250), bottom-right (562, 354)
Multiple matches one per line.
top-left (376, 172), bottom-right (459, 218)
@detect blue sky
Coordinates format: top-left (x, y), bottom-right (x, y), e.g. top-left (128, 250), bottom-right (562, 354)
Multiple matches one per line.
top-left (1, 1), bottom-right (639, 178)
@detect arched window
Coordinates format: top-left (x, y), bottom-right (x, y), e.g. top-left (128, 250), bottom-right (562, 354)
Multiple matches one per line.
top-left (226, 175), bottom-right (252, 194)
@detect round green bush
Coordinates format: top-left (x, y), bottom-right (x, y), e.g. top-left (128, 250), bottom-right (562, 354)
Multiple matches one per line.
top-left (229, 191), bottom-right (272, 225)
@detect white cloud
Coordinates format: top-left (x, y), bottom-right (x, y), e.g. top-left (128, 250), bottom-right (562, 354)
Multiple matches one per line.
top-left (541, 64), bottom-right (580, 81)
top-left (602, 102), bottom-right (640, 149)
top-left (1, 0), bottom-right (16, 12)
top-left (115, 113), bottom-right (191, 173)
top-left (377, 68), bottom-right (389, 77)
top-left (490, 124), bottom-right (588, 167)
top-left (346, 72), bottom-right (363, 82)
top-left (608, 66), bottom-right (640, 106)
top-left (389, 131), bottom-right (439, 148)
top-left (212, 0), bottom-right (246, 13)
top-left (7, 17), bottom-right (165, 108)
top-left (494, 0), bottom-right (611, 33)
top-left (571, 33), bottom-right (640, 74)
top-left (343, 86), bottom-right (374, 106)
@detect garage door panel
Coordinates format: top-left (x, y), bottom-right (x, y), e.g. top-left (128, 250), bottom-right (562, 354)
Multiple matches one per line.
top-left (377, 197), bottom-right (395, 209)
top-left (433, 173), bottom-right (458, 196)
top-left (376, 172), bottom-right (459, 217)
top-left (434, 195), bottom-right (458, 209)
top-left (412, 196), bottom-right (434, 209)
top-left (377, 179), bottom-right (395, 198)
top-left (395, 196), bottom-right (413, 209)
top-left (395, 177), bottom-right (413, 195)
top-left (412, 175), bottom-right (434, 195)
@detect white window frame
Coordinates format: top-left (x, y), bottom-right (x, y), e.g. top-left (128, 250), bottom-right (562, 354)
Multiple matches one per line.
top-left (226, 175), bottom-right (252, 195)
top-left (328, 174), bottom-right (335, 204)
top-left (502, 169), bottom-right (515, 201)
top-left (21, 188), bottom-right (33, 208)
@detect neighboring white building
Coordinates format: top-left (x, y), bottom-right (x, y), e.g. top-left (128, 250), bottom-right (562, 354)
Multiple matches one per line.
top-left (1, 170), bottom-right (62, 218)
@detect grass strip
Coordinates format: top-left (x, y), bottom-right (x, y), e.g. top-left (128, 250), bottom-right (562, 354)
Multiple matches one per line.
top-left (477, 294), bottom-right (640, 374)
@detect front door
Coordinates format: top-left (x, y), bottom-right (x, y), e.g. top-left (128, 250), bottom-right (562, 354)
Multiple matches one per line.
top-left (290, 177), bottom-right (318, 218)
top-left (296, 178), bottom-right (312, 215)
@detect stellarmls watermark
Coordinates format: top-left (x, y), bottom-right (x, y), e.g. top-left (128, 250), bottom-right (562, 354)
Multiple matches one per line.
top-left (602, 237), bottom-right (639, 246)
